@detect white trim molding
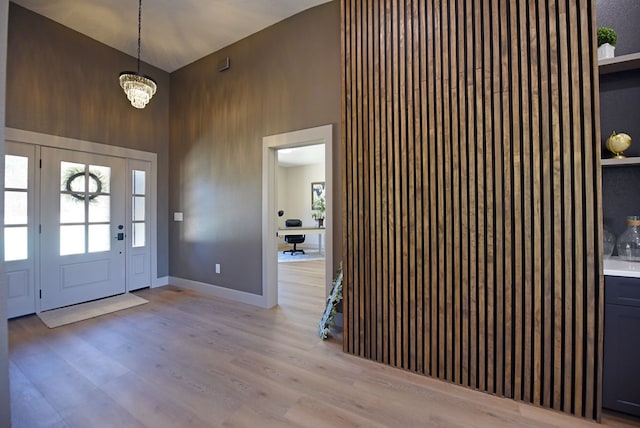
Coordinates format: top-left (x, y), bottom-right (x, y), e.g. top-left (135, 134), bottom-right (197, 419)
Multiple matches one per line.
top-left (152, 276), bottom-right (170, 288)
top-left (169, 277), bottom-right (267, 307)
top-left (262, 124), bottom-right (333, 309)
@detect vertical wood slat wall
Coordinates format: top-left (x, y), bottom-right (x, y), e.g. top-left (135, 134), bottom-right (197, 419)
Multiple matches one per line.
top-left (341, 0), bottom-right (603, 420)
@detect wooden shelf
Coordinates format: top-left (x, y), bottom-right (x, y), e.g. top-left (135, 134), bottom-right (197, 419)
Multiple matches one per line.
top-left (601, 157), bottom-right (640, 166)
top-left (599, 52), bottom-right (640, 75)
top-left (604, 256), bottom-right (640, 278)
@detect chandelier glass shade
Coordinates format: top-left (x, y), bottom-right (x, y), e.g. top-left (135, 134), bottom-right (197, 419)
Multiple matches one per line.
top-left (120, 0), bottom-right (156, 109)
top-left (119, 71), bottom-right (157, 109)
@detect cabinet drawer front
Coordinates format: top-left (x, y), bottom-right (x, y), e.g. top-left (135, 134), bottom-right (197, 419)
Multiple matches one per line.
top-left (606, 276), bottom-right (640, 307)
top-left (603, 303), bottom-right (640, 416)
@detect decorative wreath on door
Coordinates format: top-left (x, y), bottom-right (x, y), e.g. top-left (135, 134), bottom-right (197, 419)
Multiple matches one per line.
top-left (64, 169), bottom-right (105, 202)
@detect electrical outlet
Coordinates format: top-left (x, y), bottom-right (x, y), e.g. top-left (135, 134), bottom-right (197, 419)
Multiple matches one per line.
top-left (215, 264), bottom-right (220, 274)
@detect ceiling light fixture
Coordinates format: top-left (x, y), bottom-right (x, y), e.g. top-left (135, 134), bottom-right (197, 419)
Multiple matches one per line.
top-left (119, 0), bottom-right (156, 109)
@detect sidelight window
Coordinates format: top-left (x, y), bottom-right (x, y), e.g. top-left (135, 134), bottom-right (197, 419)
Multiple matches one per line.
top-left (4, 155), bottom-right (29, 261)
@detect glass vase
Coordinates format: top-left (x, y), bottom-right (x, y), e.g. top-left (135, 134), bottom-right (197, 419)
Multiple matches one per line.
top-left (617, 216), bottom-right (640, 261)
top-left (603, 225), bottom-right (616, 258)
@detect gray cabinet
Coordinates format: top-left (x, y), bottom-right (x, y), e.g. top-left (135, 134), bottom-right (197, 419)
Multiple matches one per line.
top-left (600, 51), bottom-right (640, 418)
top-left (603, 275), bottom-right (640, 416)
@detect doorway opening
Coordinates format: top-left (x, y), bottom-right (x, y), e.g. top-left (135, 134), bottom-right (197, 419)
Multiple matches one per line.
top-left (277, 144), bottom-right (326, 263)
top-left (276, 145), bottom-right (326, 313)
top-left (262, 125), bottom-right (333, 308)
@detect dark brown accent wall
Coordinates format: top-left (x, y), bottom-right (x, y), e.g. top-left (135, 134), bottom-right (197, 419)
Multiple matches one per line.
top-left (5, 3), bottom-right (170, 276)
top-left (169, 2), bottom-right (341, 293)
top-left (342, 0), bottom-right (603, 420)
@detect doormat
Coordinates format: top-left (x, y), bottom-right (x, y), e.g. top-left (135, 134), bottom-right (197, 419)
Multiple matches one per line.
top-left (37, 293), bottom-right (148, 328)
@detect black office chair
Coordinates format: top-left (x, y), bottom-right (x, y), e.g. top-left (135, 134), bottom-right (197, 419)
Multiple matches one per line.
top-left (283, 219), bottom-right (305, 255)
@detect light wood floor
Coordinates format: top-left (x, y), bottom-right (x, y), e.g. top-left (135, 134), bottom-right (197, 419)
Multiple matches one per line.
top-left (8, 260), bottom-right (640, 427)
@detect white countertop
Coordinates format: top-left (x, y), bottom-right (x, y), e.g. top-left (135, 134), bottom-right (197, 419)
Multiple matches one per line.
top-left (604, 257), bottom-right (640, 278)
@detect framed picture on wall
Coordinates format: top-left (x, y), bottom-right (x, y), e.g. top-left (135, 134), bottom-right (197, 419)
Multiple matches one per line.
top-left (311, 182), bottom-right (325, 209)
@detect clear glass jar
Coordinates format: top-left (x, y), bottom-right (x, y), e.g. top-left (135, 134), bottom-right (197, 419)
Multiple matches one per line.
top-left (617, 216), bottom-right (640, 261)
top-left (603, 225), bottom-right (616, 258)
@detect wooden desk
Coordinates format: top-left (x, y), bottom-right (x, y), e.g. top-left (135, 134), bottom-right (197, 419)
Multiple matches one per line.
top-left (278, 227), bottom-right (325, 252)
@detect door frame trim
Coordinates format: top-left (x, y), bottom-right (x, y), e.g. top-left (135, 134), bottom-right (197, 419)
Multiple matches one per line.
top-left (262, 124), bottom-right (333, 308)
top-left (4, 128), bottom-right (160, 304)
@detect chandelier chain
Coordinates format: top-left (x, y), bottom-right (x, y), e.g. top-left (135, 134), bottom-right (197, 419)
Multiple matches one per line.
top-left (137, 0), bottom-right (142, 73)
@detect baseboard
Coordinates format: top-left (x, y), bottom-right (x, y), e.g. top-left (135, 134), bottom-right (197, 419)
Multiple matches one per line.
top-left (168, 276), bottom-right (267, 308)
top-left (152, 276), bottom-right (169, 288)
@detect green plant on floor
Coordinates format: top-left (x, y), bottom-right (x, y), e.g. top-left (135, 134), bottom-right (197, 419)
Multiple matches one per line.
top-left (597, 27), bottom-right (617, 47)
top-left (319, 263), bottom-right (343, 340)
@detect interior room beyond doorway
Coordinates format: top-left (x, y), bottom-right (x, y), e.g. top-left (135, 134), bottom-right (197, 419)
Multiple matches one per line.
top-left (277, 144), bottom-right (326, 263)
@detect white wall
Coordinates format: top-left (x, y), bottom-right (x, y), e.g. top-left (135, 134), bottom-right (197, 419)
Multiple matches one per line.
top-left (277, 166), bottom-right (289, 229)
top-left (0, 0), bottom-right (12, 425)
top-left (277, 162), bottom-right (324, 249)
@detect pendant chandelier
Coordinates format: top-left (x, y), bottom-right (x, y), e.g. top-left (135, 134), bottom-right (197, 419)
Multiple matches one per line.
top-left (119, 0), bottom-right (157, 109)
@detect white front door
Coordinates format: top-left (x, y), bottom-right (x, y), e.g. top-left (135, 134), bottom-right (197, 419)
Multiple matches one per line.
top-left (40, 148), bottom-right (127, 311)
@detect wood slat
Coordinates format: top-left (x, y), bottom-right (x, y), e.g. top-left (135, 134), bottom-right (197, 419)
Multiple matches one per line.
top-left (500, 0), bottom-right (513, 399)
top-left (426, 0), bottom-right (438, 378)
top-left (510, 0), bottom-right (524, 402)
top-left (492, 0), bottom-right (505, 397)
top-left (412, 0), bottom-right (424, 374)
top-left (578, 0), bottom-right (599, 417)
top-left (378, 0), bottom-right (390, 365)
top-left (449, 0), bottom-right (462, 386)
top-left (553, 0), bottom-right (567, 411)
top-left (371, 0), bottom-right (383, 365)
top-left (457, 0), bottom-right (470, 388)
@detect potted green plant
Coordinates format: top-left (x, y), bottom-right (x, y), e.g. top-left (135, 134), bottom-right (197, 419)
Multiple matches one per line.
top-left (597, 27), bottom-right (617, 60)
top-left (312, 192), bottom-right (326, 227)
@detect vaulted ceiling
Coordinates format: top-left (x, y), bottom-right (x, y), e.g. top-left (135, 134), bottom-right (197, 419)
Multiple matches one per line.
top-left (11, 0), bottom-right (333, 72)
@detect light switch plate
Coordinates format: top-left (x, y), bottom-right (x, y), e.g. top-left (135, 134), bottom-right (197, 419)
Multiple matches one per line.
top-left (174, 212), bottom-right (183, 221)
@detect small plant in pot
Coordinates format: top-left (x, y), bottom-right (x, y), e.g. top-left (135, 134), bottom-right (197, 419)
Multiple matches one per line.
top-left (312, 211), bottom-right (324, 227)
top-left (597, 27), bottom-right (617, 60)
top-left (312, 192), bottom-right (326, 227)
